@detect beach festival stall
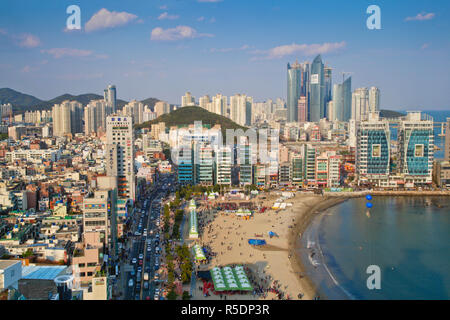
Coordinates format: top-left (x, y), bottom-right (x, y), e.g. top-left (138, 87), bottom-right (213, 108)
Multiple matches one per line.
top-left (192, 244), bottom-right (207, 262)
top-left (189, 200), bottom-right (199, 239)
top-left (209, 266), bottom-right (253, 293)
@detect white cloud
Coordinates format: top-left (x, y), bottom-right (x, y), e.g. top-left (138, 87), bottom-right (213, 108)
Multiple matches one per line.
top-left (421, 43), bottom-right (430, 50)
top-left (252, 41), bottom-right (346, 60)
top-left (197, 16), bottom-right (205, 22)
top-left (158, 12), bottom-right (179, 20)
top-left (17, 34), bottom-right (41, 48)
top-left (210, 44), bottom-right (251, 53)
top-left (40, 48), bottom-right (106, 59)
top-left (405, 12), bottom-right (435, 21)
top-left (150, 26), bottom-right (213, 41)
top-left (159, 5), bottom-right (168, 10)
top-left (85, 8), bottom-right (138, 32)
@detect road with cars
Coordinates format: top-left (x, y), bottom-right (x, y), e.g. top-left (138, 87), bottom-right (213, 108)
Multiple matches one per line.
top-left (123, 173), bottom-right (176, 300)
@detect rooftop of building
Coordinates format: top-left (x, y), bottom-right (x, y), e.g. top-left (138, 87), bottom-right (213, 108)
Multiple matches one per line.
top-left (21, 265), bottom-right (67, 280)
top-left (0, 259), bottom-right (21, 269)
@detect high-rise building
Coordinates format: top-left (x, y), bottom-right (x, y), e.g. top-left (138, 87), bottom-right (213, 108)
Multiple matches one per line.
top-left (287, 61), bottom-right (302, 122)
top-left (106, 116), bottom-right (135, 201)
top-left (194, 143), bottom-right (214, 186)
top-left (177, 144), bottom-right (194, 185)
top-left (216, 146), bottom-right (232, 185)
top-left (122, 100), bottom-right (144, 125)
top-left (52, 101), bottom-right (83, 137)
top-left (332, 76), bottom-right (352, 121)
top-left (309, 55), bottom-right (325, 122)
top-left (238, 137), bottom-right (253, 186)
top-left (85, 100), bottom-right (108, 135)
top-left (291, 155), bottom-right (303, 186)
top-left (104, 85), bottom-right (117, 114)
top-left (397, 112), bottom-right (434, 187)
top-left (324, 66), bottom-right (333, 115)
top-left (229, 94), bottom-right (246, 126)
top-left (198, 95), bottom-right (210, 110)
top-left (297, 96), bottom-right (307, 122)
top-left (182, 92), bottom-right (196, 107)
top-left (211, 94), bottom-right (227, 116)
top-left (356, 112), bottom-right (390, 187)
top-left (352, 88), bottom-right (369, 121)
top-left (368, 87), bottom-right (381, 114)
top-left (445, 118), bottom-right (450, 161)
top-left (154, 101), bottom-right (170, 118)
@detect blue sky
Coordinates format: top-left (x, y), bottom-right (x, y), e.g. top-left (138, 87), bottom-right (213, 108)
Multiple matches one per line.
top-left (0, 0), bottom-right (449, 110)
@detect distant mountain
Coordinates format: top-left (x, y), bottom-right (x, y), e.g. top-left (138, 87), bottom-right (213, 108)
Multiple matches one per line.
top-left (135, 106), bottom-right (247, 137)
top-left (141, 98), bottom-right (160, 109)
top-left (0, 87), bottom-right (156, 114)
top-left (0, 88), bottom-right (44, 109)
top-left (380, 109), bottom-right (406, 118)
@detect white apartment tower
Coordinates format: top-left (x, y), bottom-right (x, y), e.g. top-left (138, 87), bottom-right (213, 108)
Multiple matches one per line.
top-left (182, 92), bottom-right (196, 107)
top-left (352, 88), bottom-right (369, 121)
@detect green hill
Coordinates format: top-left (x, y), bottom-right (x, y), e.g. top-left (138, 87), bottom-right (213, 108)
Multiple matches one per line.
top-left (135, 106), bottom-right (247, 137)
top-left (380, 109), bottom-right (406, 118)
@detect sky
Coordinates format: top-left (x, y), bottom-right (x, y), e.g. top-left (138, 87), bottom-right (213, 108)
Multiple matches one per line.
top-left (0, 0), bottom-right (449, 110)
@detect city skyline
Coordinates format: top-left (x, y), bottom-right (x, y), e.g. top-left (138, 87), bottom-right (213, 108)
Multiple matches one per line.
top-left (0, 0), bottom-right (449, 110)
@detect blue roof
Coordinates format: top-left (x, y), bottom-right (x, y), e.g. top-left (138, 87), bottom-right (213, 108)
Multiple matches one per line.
top-left (21, 266), bottom-right (67, 280)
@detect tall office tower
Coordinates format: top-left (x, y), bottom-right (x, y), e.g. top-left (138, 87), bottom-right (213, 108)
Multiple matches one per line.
top-left (238, 139), bottom-right (253, 186)
top-left (216, 146), bottom-right (232, 185)
top-left (182, 92), bottom-right (196, 107)
top-left (106, 115), bottom-right (135, 201)
top-left (122, 100), bottom-right (144, 125)
top-left (352, 88), bottom-right (369, 121)
top-left (368, 87), bottom-right (381, 113)
top-left (104, 85), bottom-right (117, 114)
top-left (287, 60), bottom-right (302, 122)
top-left (332, 76), bottom-right (352, 121)
top-left (356, 112), bottom-right (391, 187)
top-left (198, 95), bottom-right (210, 110)
top-left (348, 119), bottom-right (357, 148)
top-left (245, 96), bottom-right (253, 126)
top-left (309, 55), bottom-right (325, 122)
top-left (52, 101), bottom-right (83, 137)
top-left (194, 143), bottom-right (214, 186)
top-left (398, 112), bottom-right (434, 187)
top-left (154, 101), bottom-right (170, 118)
top-left (297, 96), bottom-right (307, 122)
top-left (85, 100), bottom-right (108, 135)
top-left (445, 118), bottom-right (450, 161)
top-left (212, 94), bottom-right (227, 116)
top-left (324, 66), bottom-right (333, 115)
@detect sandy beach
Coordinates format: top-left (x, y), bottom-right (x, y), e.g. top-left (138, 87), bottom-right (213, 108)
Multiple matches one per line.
top-left (191, 192), bottom-right (348, 300)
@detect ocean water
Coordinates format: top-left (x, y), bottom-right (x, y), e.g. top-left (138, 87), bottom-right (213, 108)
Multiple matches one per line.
top-left (299, 197), bottom-right (450, 300)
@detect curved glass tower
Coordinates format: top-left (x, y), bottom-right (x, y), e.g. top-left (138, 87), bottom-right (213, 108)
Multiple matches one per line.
top-left (309, 55), bottom-right (325, 122)
top-left (287, 61), bottom-right (302, 122)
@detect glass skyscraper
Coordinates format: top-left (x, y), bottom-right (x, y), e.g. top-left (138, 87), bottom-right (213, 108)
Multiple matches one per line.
top-left (287, 61), bottom-right (302, 123)
top-left (309, 55), bottom-right (325, 122)
top-left (332, 76), bottom-right (352, 121)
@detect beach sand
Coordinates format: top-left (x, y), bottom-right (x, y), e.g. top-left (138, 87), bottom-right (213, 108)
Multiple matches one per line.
top-left (192, 192), bottom-right (348, 300)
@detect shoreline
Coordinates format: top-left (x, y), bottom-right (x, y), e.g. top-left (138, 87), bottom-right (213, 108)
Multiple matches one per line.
top-left (287, 194), bottom-right (352, 300)
top-left (289, 192), bottom-right (450, 300)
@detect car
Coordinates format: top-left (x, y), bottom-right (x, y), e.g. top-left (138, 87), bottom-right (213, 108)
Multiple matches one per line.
top-left (154, 294), bottom-right (159, 300)
top-left (139, 254), bottom-right (144, 260)
top-left (130, 269), bottom-right (136, 276)
top-left (135, 294), bottom-right (140, 300)
top-left (137, 266), bottom-right (142, 273)
top-left (139, 260), bottom-right (143, 266)
top-left (131, 258), bottom-right (137, 264)
top-left (128, 279), bottom-right (134, 287)
top-left (144, 281), bottom-right (149, 290)
top-left (136, 283), bottom-right (141, 291)
top-left (154, 263), bottom-right (159, 270)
